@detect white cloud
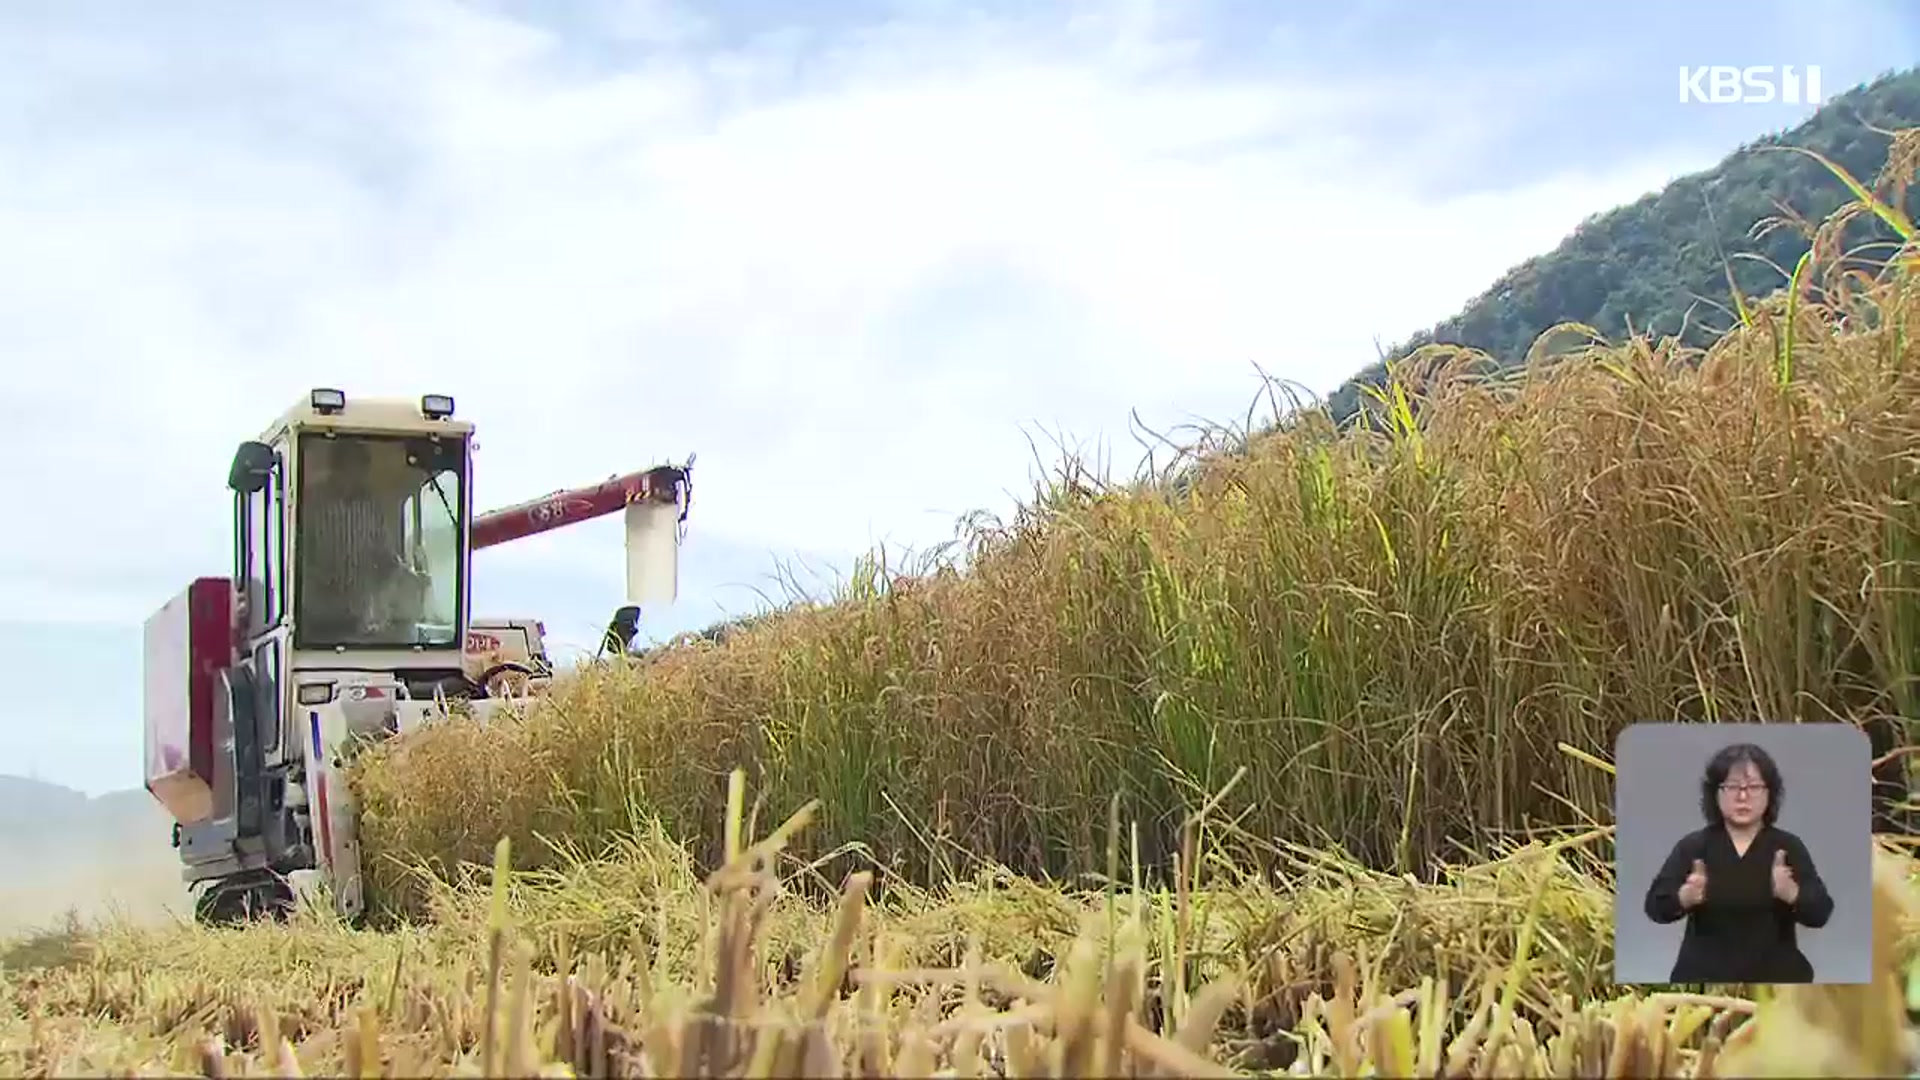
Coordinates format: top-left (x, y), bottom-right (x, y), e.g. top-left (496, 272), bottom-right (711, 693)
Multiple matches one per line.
top-left (0, 0), bottom-right (1710, 717)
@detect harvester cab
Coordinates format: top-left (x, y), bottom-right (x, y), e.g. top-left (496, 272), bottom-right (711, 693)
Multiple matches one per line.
top-left (142, 388), bottom-right (692, 925)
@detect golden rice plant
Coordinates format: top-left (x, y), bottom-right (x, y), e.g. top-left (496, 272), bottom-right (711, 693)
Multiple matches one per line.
top-left (351, 130), bottom-right (1920, 916)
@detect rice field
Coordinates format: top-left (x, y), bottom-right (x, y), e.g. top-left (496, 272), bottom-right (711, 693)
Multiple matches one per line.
top-left (3, 137), bottom-right (1918, 1077)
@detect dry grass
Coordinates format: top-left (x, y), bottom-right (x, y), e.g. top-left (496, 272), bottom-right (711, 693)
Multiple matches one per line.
top-left (5, 777), bottom-right (1919, 1077)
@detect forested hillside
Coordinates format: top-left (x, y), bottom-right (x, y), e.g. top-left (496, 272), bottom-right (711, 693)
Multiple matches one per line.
top-left (1326, 67), bottom-right (1920, 423)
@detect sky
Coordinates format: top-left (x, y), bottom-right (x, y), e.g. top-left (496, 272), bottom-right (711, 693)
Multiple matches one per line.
top-left (2, 0), bottom-right (1915, 795)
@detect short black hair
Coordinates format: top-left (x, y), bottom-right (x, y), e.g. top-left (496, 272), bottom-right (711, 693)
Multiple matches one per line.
top-left (1699, 742), bottom-right (1784, 826)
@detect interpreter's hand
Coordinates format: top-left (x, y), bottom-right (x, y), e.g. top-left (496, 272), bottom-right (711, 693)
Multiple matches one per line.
top-left (1772, 849), bottom-right (1799, 904)
top-left (1678, 858), bottom-right (1708, 909)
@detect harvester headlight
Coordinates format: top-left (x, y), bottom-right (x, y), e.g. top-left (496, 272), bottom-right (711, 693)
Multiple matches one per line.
top-left (310, 388), bottom-right (346, 414)
top-left (421, 394), bottom-right (455, 419)
top-left (296, 682), bottom-right (335, 705)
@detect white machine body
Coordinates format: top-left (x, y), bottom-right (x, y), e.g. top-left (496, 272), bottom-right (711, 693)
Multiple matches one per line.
top-left (141, 388), bottom-right (690, 924)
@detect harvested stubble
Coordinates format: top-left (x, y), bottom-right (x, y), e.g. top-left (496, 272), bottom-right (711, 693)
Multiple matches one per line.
top-left (5, 782), bottom-right (1920, 1077)
top-left (352, 136), bottom-right (1920, 915)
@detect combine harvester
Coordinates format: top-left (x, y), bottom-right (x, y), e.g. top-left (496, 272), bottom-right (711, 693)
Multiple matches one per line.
top-left (141, 388), bottom-right (693, 924)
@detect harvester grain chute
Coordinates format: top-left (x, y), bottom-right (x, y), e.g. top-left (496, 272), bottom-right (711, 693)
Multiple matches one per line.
top-left (141, 389), bottom-right (693, 925)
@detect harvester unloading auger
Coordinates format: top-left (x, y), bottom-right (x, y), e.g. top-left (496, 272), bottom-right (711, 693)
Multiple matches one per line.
top-left (141, 388), bottom-right (694, 925)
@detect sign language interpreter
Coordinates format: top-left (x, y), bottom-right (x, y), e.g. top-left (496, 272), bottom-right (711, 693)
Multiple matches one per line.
top-left (1642, 742), bottom-right (1834, 983)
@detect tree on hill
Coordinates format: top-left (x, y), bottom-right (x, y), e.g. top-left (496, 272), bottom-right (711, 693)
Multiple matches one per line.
top-left (1325, 67), bottom-right (1920, 426)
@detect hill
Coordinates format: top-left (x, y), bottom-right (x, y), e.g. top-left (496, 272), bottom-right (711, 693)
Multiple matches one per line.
top-left (0, 776), bottom-right (187, 933)
top-left (1325, 66), bottom-right (1920, 423)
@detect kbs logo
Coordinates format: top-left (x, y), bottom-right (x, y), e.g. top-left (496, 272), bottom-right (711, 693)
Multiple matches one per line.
top-left (1679, 65), bottom-right (1822, 105)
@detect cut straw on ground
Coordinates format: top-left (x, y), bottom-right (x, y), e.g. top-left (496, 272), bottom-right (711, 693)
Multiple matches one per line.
top-left (7, 772), bottom-right (1920, 1076)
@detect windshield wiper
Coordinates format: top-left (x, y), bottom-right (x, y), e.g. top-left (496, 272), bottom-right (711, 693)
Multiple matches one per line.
top-left (426, 474), bottom-right (457, 527)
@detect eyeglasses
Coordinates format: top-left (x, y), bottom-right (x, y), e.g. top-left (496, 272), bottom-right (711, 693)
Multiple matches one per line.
top-left (1718, 783), bottom-right (1768, 797)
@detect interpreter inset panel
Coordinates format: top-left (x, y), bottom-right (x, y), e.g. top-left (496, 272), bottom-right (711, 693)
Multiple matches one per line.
top-left (1612, 722), bottom-right (1873, 986)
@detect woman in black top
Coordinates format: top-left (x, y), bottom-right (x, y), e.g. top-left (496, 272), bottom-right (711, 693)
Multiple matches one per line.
top-left (1641, 742), bottom-right (1834, 983)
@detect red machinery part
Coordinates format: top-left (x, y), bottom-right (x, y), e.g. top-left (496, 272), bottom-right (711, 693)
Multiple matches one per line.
top-left (471, 464), bottom-right (688, 550)
top-left (143, 576), bottom-right (233, 825)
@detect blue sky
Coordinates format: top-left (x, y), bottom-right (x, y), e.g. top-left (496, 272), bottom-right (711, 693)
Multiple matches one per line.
top-left (2, 0), bottom-right (1915, 795)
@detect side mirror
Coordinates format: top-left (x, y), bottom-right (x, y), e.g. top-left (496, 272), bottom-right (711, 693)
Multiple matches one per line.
top-left (227, 441), bottom-right (276, 494)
